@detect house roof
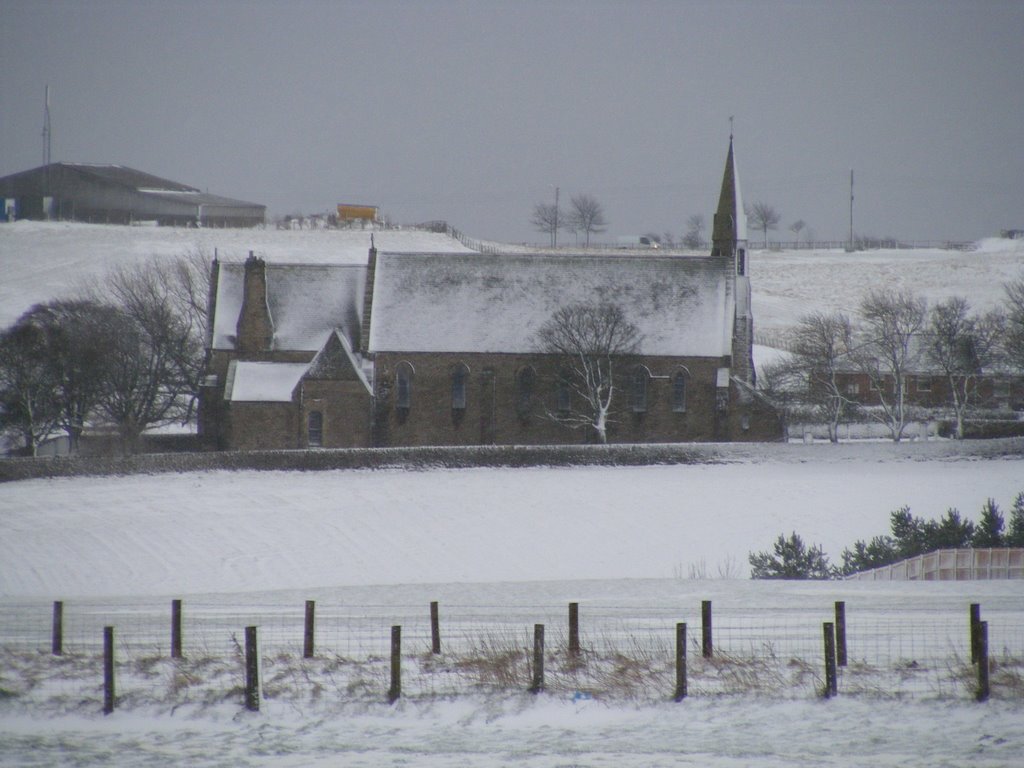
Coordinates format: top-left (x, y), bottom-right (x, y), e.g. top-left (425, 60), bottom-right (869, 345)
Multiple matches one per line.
top-left (212, 262), bottom-right (367, 351)
top-left (305, 330), bottom-right (373, 393)
top-left (0, 163), bottom-right (265, 211)
top-left (367, 251), bottom-right (733, 357)
top-left (225, 361), bottom-right (308, 402)
top-left (59, 163), bottom-right (198, 192)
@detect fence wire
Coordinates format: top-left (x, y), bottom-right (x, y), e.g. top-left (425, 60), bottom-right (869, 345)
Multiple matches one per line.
top-left (2, 598), bottom-right (1021, 712)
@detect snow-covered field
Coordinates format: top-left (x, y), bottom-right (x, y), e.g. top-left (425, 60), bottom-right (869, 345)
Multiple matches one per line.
top-left (2, 221), bottom-right (1022, 334)
top-left (2, 447), bottom-right (1024, 766)
top-left (2, 224), bottom-right (1024, 765)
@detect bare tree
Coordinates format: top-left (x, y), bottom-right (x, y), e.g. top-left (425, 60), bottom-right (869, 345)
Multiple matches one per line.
top-left (14, 300), bottom-right (120, 454)
top-left (1005, 278), bottom-right (1024, 371)
top-left (788, 312), bottom-right (858, 442)
top-left (531, 202), bottom-right (562, 247)
top-left (0, 316), bottom-right (61, 455)
top-left (748, 202), bottom-right (781, 247)
top-left (682, 214), bottom-right (705, 249)
top-left (789, 219), bottom-right (806, 245)
top-left (566, 193), bottom-right (607, 248)
top-left (92, 257), bottom-right (208, 453)
top-left (853, 289), bottom-right (928, 442)
top-left (535, 302), bottom-right (641, 444)
top-left (927, 297), bottom-right (1005, 439)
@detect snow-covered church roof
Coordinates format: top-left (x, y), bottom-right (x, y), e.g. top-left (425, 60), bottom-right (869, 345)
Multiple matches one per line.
top-left (367, 251), bottom-right (733, 357)
top-left (211, 262), bottom-right (366, 351)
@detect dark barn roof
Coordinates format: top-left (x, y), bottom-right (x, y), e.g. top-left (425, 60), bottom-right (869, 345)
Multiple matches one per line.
top-left (1, 163), bottom-right (266, 227)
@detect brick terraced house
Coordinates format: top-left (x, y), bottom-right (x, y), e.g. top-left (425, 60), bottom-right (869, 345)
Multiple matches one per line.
top-left (199, 140), bottom-right (783, 449)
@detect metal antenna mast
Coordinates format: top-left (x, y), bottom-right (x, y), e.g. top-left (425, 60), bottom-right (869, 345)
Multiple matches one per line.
top-left (42, 86), bottom-right (52, 207)
top-left (42, 85), bottom-right (52, 167)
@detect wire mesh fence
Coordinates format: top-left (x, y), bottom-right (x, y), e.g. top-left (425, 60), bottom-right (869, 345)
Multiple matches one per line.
top-left (2, 596), bottom-right (1022, 714)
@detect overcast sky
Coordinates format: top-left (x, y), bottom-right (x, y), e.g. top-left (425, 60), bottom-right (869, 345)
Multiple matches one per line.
top-left (2, 0), bottom-right (1022, 244)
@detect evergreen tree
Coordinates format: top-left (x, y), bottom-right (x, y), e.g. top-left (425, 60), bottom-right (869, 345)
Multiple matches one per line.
top-left (889, 506), bottom-right (933, 558)
top-left (972, 499), bottom-right (1004, 548)
top-left (931, 508), bottom-right (975, 549)
top-left (1006, 492), bottom-right (1024, 547)
top-left (840, 535), bottom-right (899, 575)
top-left (749, 532), bottom-right (836, 580)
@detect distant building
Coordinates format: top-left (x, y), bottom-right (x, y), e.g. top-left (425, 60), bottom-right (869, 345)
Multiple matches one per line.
top-left (337, 203), bottom-right (379, 223)
top-left (199, 140), bottom-right (783, 449)
top-left (0, 163), bottom-right (265, 227)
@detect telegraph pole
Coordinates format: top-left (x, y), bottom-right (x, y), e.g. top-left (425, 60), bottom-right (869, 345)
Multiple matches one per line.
top-left (848, 169), bottom-right (854, 250)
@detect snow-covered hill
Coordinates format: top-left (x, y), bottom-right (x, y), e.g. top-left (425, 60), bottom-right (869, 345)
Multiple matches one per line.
top-left (2, 221), bottom-right (1022, 333)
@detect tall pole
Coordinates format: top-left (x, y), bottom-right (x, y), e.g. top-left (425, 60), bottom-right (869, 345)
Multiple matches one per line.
top-left (43, 85), bottom-right (52, 209)
top-left (849, 169), bottom-right (854, 250)
top-left (553, 186), bottom-right (560, 248)
top-left (43, 85), bottom-right (52, 167)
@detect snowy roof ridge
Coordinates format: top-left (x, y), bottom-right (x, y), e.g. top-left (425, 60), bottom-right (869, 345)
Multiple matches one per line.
top-left (368, 249), bottom-right (731, 356)
top-left (304, 329), bottom-right (373, 393)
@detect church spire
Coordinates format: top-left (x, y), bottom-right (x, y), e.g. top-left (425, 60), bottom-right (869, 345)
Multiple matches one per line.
top-left (710, 133), bottom-right (747, 264)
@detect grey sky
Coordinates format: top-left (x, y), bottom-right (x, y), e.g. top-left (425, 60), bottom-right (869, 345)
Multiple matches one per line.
top-left (2, 0), bottom-right (1022, 244)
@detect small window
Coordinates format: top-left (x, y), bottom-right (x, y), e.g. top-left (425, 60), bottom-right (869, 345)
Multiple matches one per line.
top-left (515, 367), bottom-right (536, 418)
top-left (556, 372), bottom-right (571, 415)
top-left (451, 363), bottom-right (469, 410)
top-left (994, 379), bottom-right (1011, 398)
top-left (395, 362), bottom-right (414, 410)
top-left (307, 411), bottom-right (323, 447)
top-left (631, 366), bottom-right (649, 413)
top-left (915, 376), bottom-right (932, 393)
top-left (846, 381), bottom-right (860, 395)
top-left (672, 370), bottom-right (688, 412)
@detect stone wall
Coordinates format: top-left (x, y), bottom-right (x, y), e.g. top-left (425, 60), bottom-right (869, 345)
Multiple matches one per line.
top-left (371, 351), bottom-right (781, 446)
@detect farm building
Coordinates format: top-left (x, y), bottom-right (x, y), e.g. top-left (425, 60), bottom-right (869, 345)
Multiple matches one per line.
top-left (0, 163), bottom-right (265, 227)
top-left (199, 139), bottom-right (783, 449)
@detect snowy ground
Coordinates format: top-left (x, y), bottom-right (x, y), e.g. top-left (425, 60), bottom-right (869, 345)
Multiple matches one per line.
top-left (2, 225), bottom-right (1024, 763)
top-left (2, 221), bottom-right (1022, 333)
top-left (2, 447), bottom-right (1024, 766)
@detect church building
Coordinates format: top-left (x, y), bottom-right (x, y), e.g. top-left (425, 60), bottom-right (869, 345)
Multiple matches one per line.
top-left (199, 140), bottom-right (783, 449)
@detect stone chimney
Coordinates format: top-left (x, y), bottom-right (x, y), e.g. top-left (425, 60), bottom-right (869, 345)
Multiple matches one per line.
top-left (235, 251), bottom-right (274, 356)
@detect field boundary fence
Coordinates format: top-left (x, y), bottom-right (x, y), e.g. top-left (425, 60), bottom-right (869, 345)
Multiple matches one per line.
top-left (2, 598), bottom-right (1021, 715)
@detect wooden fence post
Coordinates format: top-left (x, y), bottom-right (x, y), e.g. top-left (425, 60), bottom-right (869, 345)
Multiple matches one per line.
top-left (103, 626), bottom-right (115, 715)
top-left (304, 600), bottom-right (315, 659)
top-left (530, 624), bottom-right (545, 694)
top-left (976, 620), bottom-right (990, 702)
top-left (701, 600), bottom-right (713, 659)
top-left (430, 601), bottom-right (441, 655)
top-left (674, 622), bottom-right (688, 702)
top-left (834, 601), bottom-right (847, 667)
top-left (970, 603), bottom-right (981, 665)
top-left (171, 599), bottom-right (183, 659)
top-left (568, 602), bottom-right (580, 660)
top-left (823, 622), bottom-right (837, 698)
top-left (388, 625), bottom-right (402, 703)
top-left (244, 626), bottom-right (260, 712)
top-left (51, 601), bottom-right (63, 656)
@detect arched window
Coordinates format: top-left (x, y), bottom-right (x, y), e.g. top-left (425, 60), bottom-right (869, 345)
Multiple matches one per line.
top-left (672, 369), bottom-right (688, 413)
top-left (631, 366), bottom-right (650, 413)
top-left (451, 363), bottom-right (469, 410)
top-left (556, 371), bottom-right (571, 415)
top-left (515, 366), bottom-right (536, 418)
top-left (307, 411), bottom-right (323, 447)
top-left (395, 361), bottom-right (414, 410)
